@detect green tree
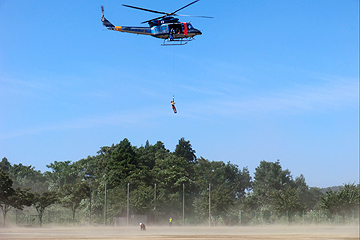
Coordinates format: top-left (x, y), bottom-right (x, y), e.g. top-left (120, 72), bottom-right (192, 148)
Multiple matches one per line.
top-left (0, 169), bottom-right (32, 225)
top-left (121, 141), bottom-right (171, 220)
top-left (307, 187), bottom-right (324, 209)
top-left (59, 181), bottom-right (90, 224)
top-left (0, 157), bottom-right (11, 172)
top-left (0, 168), bottom-right (15, 225)
top-left (252, 160), bottom-right (293, 209)
top-left (73, 156), bottom-right (103, 181)
top-left (32, 191), bottom-right (58, 226)
top-left (293, 174), bottom-right (324, 210)
top-left (321, 183), bottom-right (360, 218)
top-left (153, 155), bottom-right (190, 194)
top-left (174, 137), bottom-right (197, 163)
top-left (45, 160), bottom-right (78, 191)
top-left (271, 187), bottom-right (306, 214)
top-left (106, 138), bottom-right (137, 186)
top-left (193, 158), bottom-right (252, 224)
top-left (136, 140), bottom-right (168, 171)
top-left (240, 193), bottom-right (260, 211)
top-left (338, 183), bottom-right (359, 215)
top-left (9, 163), bottom-right (47, 193)
top-left (151, 154), bottom-right (191, 219)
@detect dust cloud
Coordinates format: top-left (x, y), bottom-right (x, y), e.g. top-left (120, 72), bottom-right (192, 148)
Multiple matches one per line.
top-left (0, 224), bottom-right (358, 240)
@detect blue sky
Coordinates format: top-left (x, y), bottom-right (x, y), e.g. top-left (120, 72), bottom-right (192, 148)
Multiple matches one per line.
top-left (0, 0), bottom-right (358, 188)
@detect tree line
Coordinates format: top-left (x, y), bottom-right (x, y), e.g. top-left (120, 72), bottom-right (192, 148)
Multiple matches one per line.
top-left (1, 138), bottom-right (359, 226)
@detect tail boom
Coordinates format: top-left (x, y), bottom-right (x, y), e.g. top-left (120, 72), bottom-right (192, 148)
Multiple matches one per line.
top-left (101, 6), bottom-right (151, 35)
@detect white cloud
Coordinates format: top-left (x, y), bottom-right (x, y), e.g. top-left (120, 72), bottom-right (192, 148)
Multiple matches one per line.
top-left (189, 78), bottom-right (359, 116)
top-left (0, 107), bottom-right (167, 141)
top-left (1, 76), bottom-right (357, 140)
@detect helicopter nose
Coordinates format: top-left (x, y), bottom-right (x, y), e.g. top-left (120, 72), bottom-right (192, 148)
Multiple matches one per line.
top-left (196, 29), bottom-right (202, 35)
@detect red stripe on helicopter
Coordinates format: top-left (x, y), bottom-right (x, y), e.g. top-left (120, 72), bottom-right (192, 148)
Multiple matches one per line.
top-left (183, 22), bottom-right (188, 36)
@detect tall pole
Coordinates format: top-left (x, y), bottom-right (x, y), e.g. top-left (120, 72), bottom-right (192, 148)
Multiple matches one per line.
top-left (154, 183), bottom-right (157, 225)
top-left (127, 183), bottom-right (130, 226)
top-left (104, 182), bottom-right (107, 225)
top-left (209, 183), bottom-right (211, 227)
top-left (183, 183), bottom-right (185, 226)
top-left (89, 180), bottom-right (92, 225)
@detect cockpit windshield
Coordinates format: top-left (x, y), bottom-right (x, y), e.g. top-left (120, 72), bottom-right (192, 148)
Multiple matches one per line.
top-left (187, 23), bottom-right (194, 30)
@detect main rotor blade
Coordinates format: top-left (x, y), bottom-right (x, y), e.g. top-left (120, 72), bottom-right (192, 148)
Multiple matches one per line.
top-left (124, 0), bottom-right (210, 24)
top-left (173, 0), bottom-right (200, 14)
top-left (122, 4), bottom-right (167, 15)
top-left (175, 14), bottom-right (213, 18)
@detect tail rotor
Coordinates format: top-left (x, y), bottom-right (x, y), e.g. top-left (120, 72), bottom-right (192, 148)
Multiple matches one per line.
top-left (101, 6), bottom-right (105, 22)
top-left (101, 6), bottom-right (115, 29)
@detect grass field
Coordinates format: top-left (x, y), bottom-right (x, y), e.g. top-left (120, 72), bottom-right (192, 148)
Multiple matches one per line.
top-left (0, 225), bottom-right (358, 240)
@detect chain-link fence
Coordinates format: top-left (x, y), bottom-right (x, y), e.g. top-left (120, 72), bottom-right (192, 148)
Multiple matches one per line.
top-left (2, 207), bottom-right (77, 226)
top-left (1, 206), bottom-right (358, 227)
top-left (236, 210), bottom-right (358, 225)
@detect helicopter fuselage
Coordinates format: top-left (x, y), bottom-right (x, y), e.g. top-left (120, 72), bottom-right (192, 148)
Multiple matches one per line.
top-left (109, 22), bottom-right (202, 40)
top-left (101, 1), bottom-right (210, 45)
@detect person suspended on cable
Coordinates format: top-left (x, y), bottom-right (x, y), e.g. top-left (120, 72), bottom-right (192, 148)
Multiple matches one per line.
top-left (170, 96), bottom-right (177, 113)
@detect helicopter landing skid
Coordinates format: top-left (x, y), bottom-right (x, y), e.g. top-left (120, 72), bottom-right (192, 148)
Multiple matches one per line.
top-left (161, 38), bottom-right (194, 46)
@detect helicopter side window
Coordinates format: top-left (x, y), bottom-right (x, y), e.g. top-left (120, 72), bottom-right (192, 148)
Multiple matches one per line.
top-left (154, 26), bottom-right (161, 33)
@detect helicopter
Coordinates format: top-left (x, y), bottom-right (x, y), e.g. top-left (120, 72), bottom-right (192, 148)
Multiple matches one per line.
top-left (101, 0), bottom-right (212, 46)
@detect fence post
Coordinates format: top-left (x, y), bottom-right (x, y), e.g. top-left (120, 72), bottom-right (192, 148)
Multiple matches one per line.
top-left (208, 183), bottom-right (211, 227)
top-left (127, 183), bottom-right (130, 226)
top-left (302, 210), bottom-right (305, 225)
top-left (336, 212), bottom-right (338, 224)
top-left (104, 182), bottom-right (107, 225)
top-left (254, 211), bottom-right (257, 225)
top-left (89, 180), bottom-right (92, 225)
top-left (286, 211), bottom-right (289, 224)
top-left (239, 211), bottom-right (241, 226)
top-left (183, 183), bottom-right (185, 226)
top-left (154, 183), bottom-right (157, 225)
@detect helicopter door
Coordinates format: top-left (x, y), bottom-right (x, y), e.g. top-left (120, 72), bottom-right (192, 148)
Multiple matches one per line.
top-left (170, 24), bottom-right (182, 35)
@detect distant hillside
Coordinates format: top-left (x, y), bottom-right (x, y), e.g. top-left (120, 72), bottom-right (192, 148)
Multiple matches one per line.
top-left (320, 185), bottom-right (342, 194)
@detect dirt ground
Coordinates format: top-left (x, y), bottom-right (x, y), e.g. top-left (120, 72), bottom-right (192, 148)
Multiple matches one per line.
top-left (0, 225), bottom-right (358, 240)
